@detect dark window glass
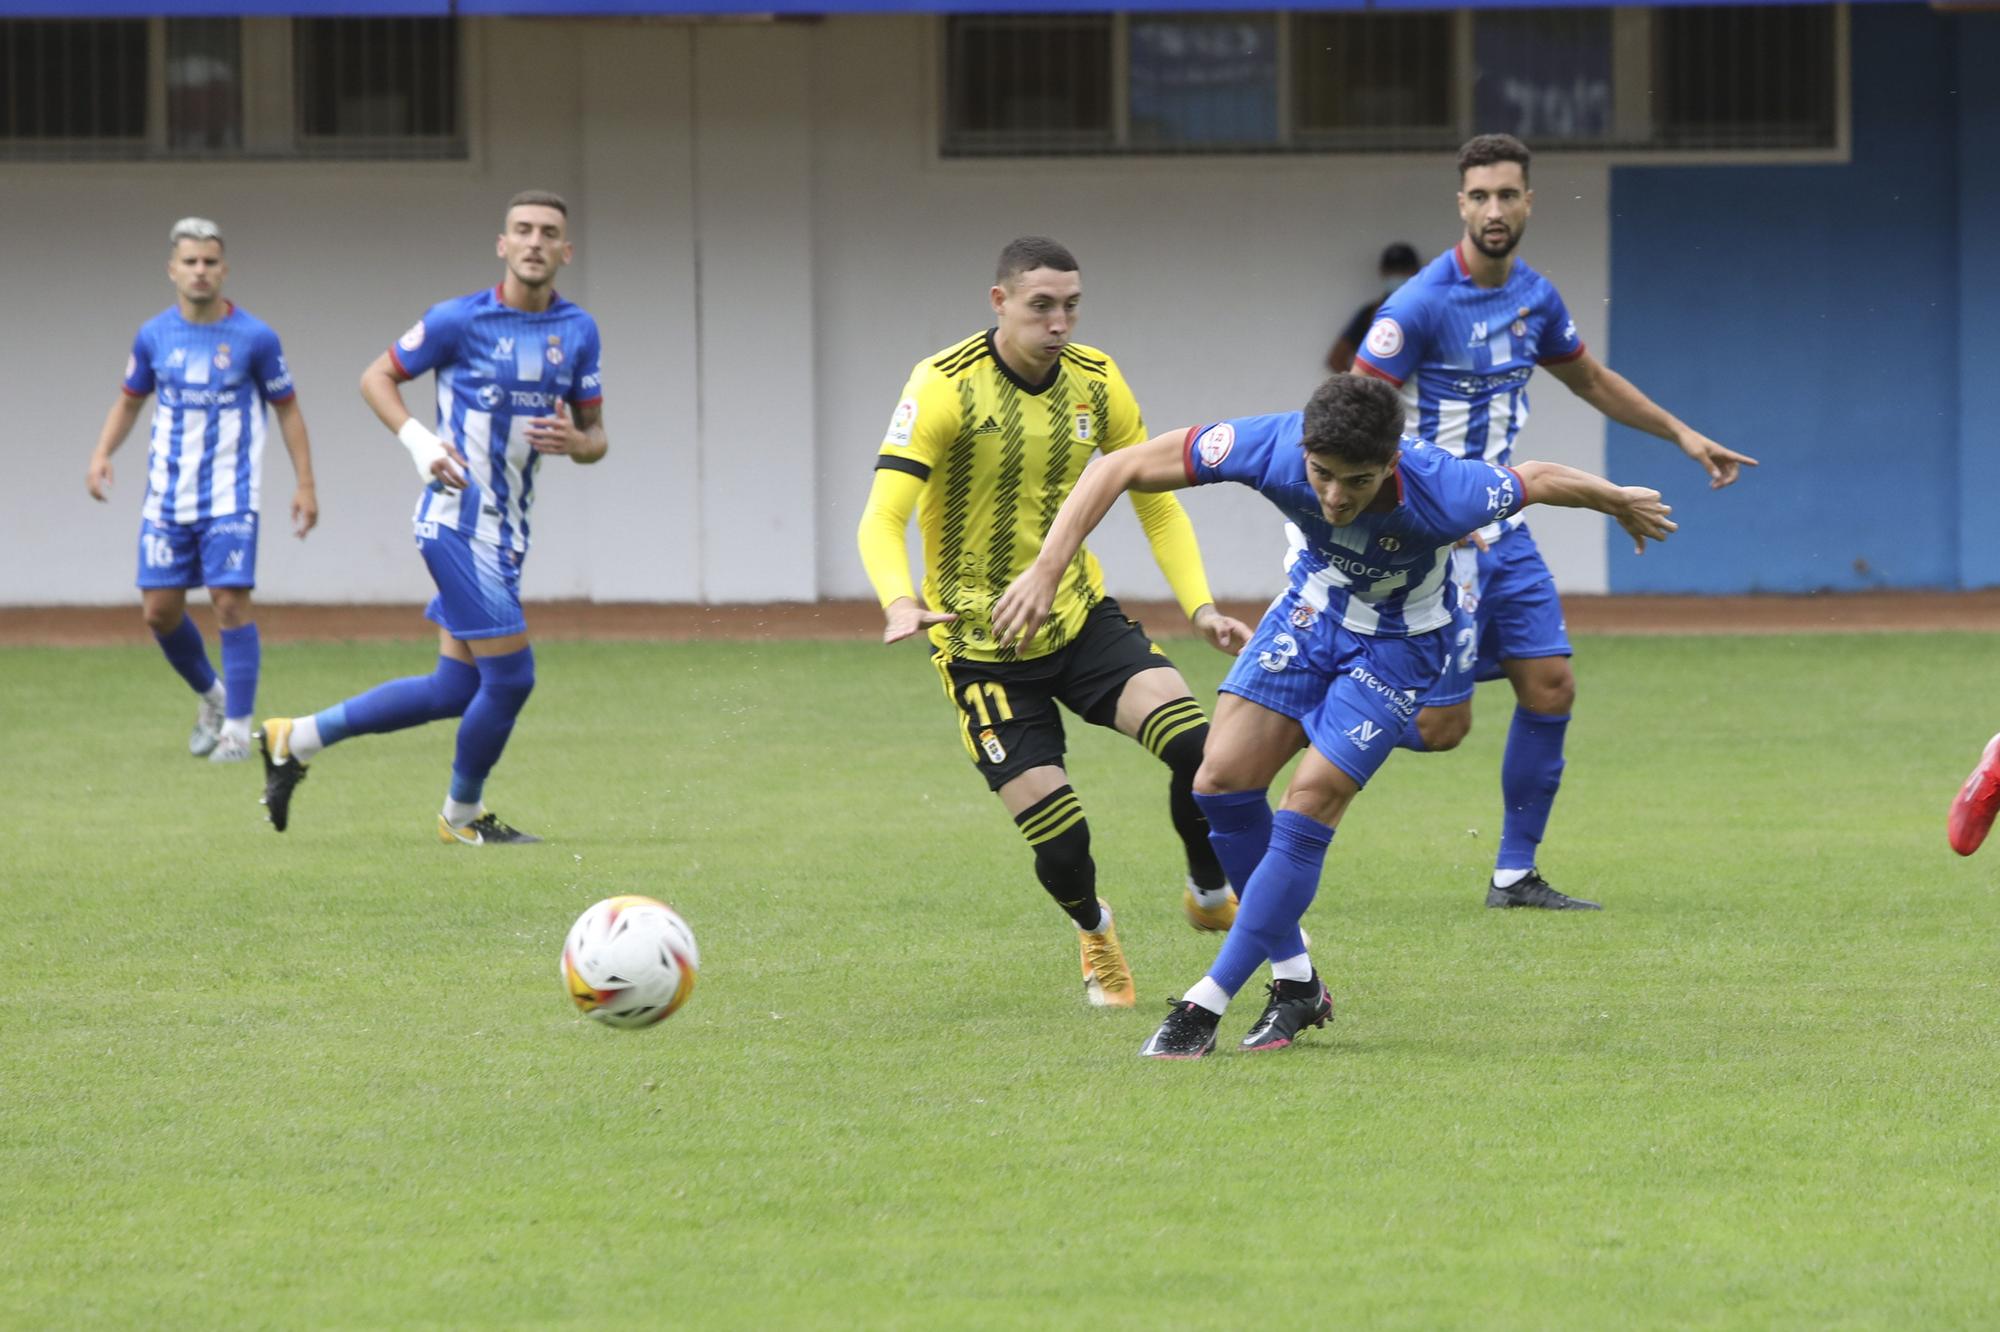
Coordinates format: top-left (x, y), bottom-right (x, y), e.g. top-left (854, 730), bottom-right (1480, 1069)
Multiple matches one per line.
top-left (167, 18), bottom-right (242, 153)
top-left (945, 15), bottom-right (1113, 155)
top-left (296, 17), bottom-right (458, 143)
top-left (1293, 12), bottom-right (1454, 141)
top-left (1656, 5), bottom-right (1835, 148)
top-left (1129, 14), bottom-right (1278, 148)
top-left (0, 20), bottom-right (147, 140)
top-left (1472, 9), bottom-right (1612, 144)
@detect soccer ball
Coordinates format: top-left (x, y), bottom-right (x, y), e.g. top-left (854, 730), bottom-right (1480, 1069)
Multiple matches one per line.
top-left (561, 895), bottom-right (700, 1028)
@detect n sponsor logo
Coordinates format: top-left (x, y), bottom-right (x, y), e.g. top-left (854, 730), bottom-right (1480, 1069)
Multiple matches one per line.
top-left (1468, 321), bottom-right (1488, 345)
top-left (494, 337), bottom-right (515, 359)
top-left (1344, 719), bottom-right (1383, 750)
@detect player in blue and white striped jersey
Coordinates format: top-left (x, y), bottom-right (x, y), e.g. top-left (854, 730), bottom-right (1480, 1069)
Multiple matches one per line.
top-left (87, 216), bottom-right (319, 764)
top-left (1355, 133), bottom-right (1756, 910)
top-left (992, 374), bottom-right (1675, 1057)
top-left (257, 190), bottom-right (608, 845)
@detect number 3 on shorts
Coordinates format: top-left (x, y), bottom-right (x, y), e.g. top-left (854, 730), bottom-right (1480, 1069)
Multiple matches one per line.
top-left (961, 681), bottom-right (1014, 728)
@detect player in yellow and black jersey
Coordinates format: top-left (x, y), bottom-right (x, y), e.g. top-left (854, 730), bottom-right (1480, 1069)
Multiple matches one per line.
top-left (857, 236), bottom-right (1251, 1009)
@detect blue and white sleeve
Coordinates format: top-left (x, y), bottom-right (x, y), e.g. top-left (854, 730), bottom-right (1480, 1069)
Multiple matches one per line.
top-left (385, 300), bottom-right (463, 381)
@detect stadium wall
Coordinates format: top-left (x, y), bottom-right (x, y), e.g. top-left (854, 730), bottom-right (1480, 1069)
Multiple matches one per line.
top-left (19, 13), bottom-right (1920, 604)
top-left (1607, 4), bottom-right (1997, 594)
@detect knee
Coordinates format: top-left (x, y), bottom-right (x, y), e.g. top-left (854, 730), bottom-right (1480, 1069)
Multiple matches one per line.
top-left (141, 604), bottom-right (179, 636)
top-left (475, 646), bottom-right (536, 700)
top-left (211, 596), bottom-right (252, 630)
top-left (1418, 707), bottom-right (1472, 752)
top-left (1522, 665), bottom-right (1575, 716)
top-left (1141, 699), bottom-right (1209, 779)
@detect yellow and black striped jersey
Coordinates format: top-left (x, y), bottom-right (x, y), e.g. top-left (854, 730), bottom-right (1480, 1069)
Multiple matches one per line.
top-left (874, 330), bottom-right (1156, 662)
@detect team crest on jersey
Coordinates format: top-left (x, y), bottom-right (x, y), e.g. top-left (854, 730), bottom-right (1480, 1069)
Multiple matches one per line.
top-left (978, 729), bottom-right (1007, 764)
top-left (545, 335), bottom-right (564, 366)
top-left (1511, 320), bottom-right (1527, 337)
top-left (1289, 602), bottom-right (1318, 630)
top-left (399, 321), bottom-right (425, 352)
top-left (886, 397), bottom-right (918, 446)
top-left (1073, 405), bottom-right (1092, 441)
top-left (1364, 318), bottom-right (1403, 359)
top-left (1197, 423), bottom-right (1235, 467)
top-left (213, 344), bottom-right (231, 370)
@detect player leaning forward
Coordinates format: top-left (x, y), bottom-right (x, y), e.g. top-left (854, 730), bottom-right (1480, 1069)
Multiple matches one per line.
top-left (992, 375), bottom-right (1675, 1057)
top-left (857, 236), bottom-right (1251, 1008)
top-left (258, 191), bottom-right (607, 843)
top-left (88, 216), bottom-right (319, 763)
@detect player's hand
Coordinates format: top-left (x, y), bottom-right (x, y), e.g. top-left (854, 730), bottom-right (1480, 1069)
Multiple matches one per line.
top-left (1193, 604), bottom-right (1252, 657)
top-left (87, 455), bottom-right (113, 501)
top-left (291, 484), bottom-right (319, 538)
top-left (991, 566), bottom-right (1058, 651)
top-left (1678, 430), bottom-right (1758, 490)
top-left (1458, 530), bottom-right (1491, 553)
top-left (431, 441), bottom-right (469, 491)
top-left (1613, 486), bottom-right (1676, 553)
top-left (882, 596), bottom-right (956, 645)
top-left (527, 401), bottom-right (588, 457)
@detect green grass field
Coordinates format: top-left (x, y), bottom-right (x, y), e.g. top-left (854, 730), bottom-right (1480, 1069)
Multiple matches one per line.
top-left (3, 630), bottom-right (1998, 1329)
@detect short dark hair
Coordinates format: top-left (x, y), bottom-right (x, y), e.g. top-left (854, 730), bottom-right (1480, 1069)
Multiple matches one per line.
top-left (1379, 242), bottom-right (1419, 274)
top-left (1457, 133), bottom-right (1531, 183)
top-left (1300, 375), bottom-right (1404, 467)
top-left (505, 189), bottom-right (569, 220)
top-left (996, 236), bottom-right (1078, 287)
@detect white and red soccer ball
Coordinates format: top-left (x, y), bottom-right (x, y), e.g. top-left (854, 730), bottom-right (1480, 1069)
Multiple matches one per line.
top-left (561, 895), bottom-right (699, 1029)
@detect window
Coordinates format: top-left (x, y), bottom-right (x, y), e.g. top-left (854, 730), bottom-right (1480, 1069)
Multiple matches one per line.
top-left (0, 20), bottom-right (148, 146)
top-left (941, 7), bottom-right (1843, 159)
top-left (0, 16), bottom-right (463, 161)
top-left (295, 17), bottom-right (461, 154)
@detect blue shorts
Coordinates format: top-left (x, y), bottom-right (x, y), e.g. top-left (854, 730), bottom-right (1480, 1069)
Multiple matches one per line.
top-left (1423, 524), bottom-right (1572, 706)
top-left (136, 513), bottom-right (258, 590)
top-left (1220, 588), bottom-right (1448, 789)
top-left (418, 524), bottom-right (526, 641)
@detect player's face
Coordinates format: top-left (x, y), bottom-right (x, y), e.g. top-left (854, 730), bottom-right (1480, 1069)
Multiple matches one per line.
top-left (168, 239), bottom-right (226, 306)
top-left (1305, 452), bottom-right (1396, 526)
top-left (991, 267), bottom-right (1082, 370)
top-left (497, 206), bottom-right (572, 288)
top-left (1458, 163), bottom-right (1532, 259)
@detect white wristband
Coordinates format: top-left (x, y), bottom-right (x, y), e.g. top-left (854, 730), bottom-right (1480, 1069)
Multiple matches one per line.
top-left (396, 418), bottom-right (448, 483)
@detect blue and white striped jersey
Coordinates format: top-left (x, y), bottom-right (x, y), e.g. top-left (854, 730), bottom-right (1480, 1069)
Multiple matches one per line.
top-left (1183, 413), bottom-right (1525, 637)
top-left (121, 303), bottom-right (294, 525)
top-left (1354, 243), bottom-right (1584, 474)
top-left (387, 285), bottom-right (604, 554)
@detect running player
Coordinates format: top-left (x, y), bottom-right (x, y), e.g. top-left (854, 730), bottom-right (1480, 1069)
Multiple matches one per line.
top-left (1354, 133), bottom-right (1755, 910)
top-left (87, 216), bottom-right (318, 763)
top-left (257, 190), bottom-right (607, 844)
top-left (991, 374), bottom-right (1675, 1057)
top-left (857, 236), bottom-right (1251, 1008)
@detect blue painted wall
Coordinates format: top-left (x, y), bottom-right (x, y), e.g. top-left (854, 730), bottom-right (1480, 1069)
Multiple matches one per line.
top-left (1607, 5), bottom-right (1995, 592)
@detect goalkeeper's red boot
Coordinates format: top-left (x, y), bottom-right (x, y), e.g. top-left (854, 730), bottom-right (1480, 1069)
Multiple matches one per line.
top-left (1948, 732), bottom-right (2000, 856)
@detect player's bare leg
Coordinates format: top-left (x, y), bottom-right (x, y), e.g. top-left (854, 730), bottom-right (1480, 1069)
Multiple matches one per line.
top-left (999, 764), bottom-right (1132, 1006)
top-left (1112, 664), bottom-right (1235, 929)
top-left (1487, 654), bottom-right (1597, 909)
top-left (142, 586), bottom-right (227, 757)
top-left (1407, 700), bottom-right (1473, 752)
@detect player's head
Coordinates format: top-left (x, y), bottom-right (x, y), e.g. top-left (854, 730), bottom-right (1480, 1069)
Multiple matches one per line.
top-left (167, 216), bottom-right (226, 306)
top-left (1299, 374), bottom-right (1404, 524)
top-left (1378, 242), bottom-right (1420, 292)
top-left (990, 236), bottom-right (1081, 371)
top-left (497, 189), bottom-right (573, 290)
top-left (1456, 134), bottom-right (1533, 260)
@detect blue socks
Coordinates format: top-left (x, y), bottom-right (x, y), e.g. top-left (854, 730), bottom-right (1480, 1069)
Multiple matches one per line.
top-left (218, 623), bottom-right (260, 722)
top-left (1206, 810), bottom-right (1334, 998)
top-left (1498, 707), bottom-right (1569, 872)
top-left (154, 615), bottom-right (218, 695)
top-left (450, 647), bottom-right (536, 805)
top-left (312, 655), bottom-right (480, 749)
top-left (1193, 788), bottom-right (1274, 898)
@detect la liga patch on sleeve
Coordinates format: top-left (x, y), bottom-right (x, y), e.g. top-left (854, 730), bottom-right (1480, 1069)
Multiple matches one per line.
top-left (1364, 318), bottom-right (1404, 359)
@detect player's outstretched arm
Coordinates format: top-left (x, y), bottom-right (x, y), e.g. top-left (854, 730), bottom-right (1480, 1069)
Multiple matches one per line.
top-left (992, 431), bottom-right (1191, 649)
top-left (856, 466), bottom-right (955, 645)
top-left (1514, 459), bottom-right (1676, 554)
top-left (1544, 351), bottom-right (1758, 490)
top-left (87, 394), bottom-right (147, 501)
top-left (271, 397), bottom-right (319, 538)
top-left (361, 351), bottom-right (466, 490)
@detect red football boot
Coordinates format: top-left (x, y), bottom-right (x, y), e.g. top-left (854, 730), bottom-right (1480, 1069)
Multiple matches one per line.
top-left (1948, 732), bottom-right (2000, 856)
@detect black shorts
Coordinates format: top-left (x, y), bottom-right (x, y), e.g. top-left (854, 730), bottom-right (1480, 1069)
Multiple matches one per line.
top-left (932, 597), bottom-right (1176, 791)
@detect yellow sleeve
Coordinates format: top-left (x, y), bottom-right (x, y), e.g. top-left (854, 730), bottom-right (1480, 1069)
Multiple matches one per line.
top-left (1095, 354), bottom-right (1210, 619)
top-left (856, 467), bottom-right (925, 608)
top-left (1129, 489), bottom-right (1215, 621)
top-left (874, 362), bottom-right (960, 474)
